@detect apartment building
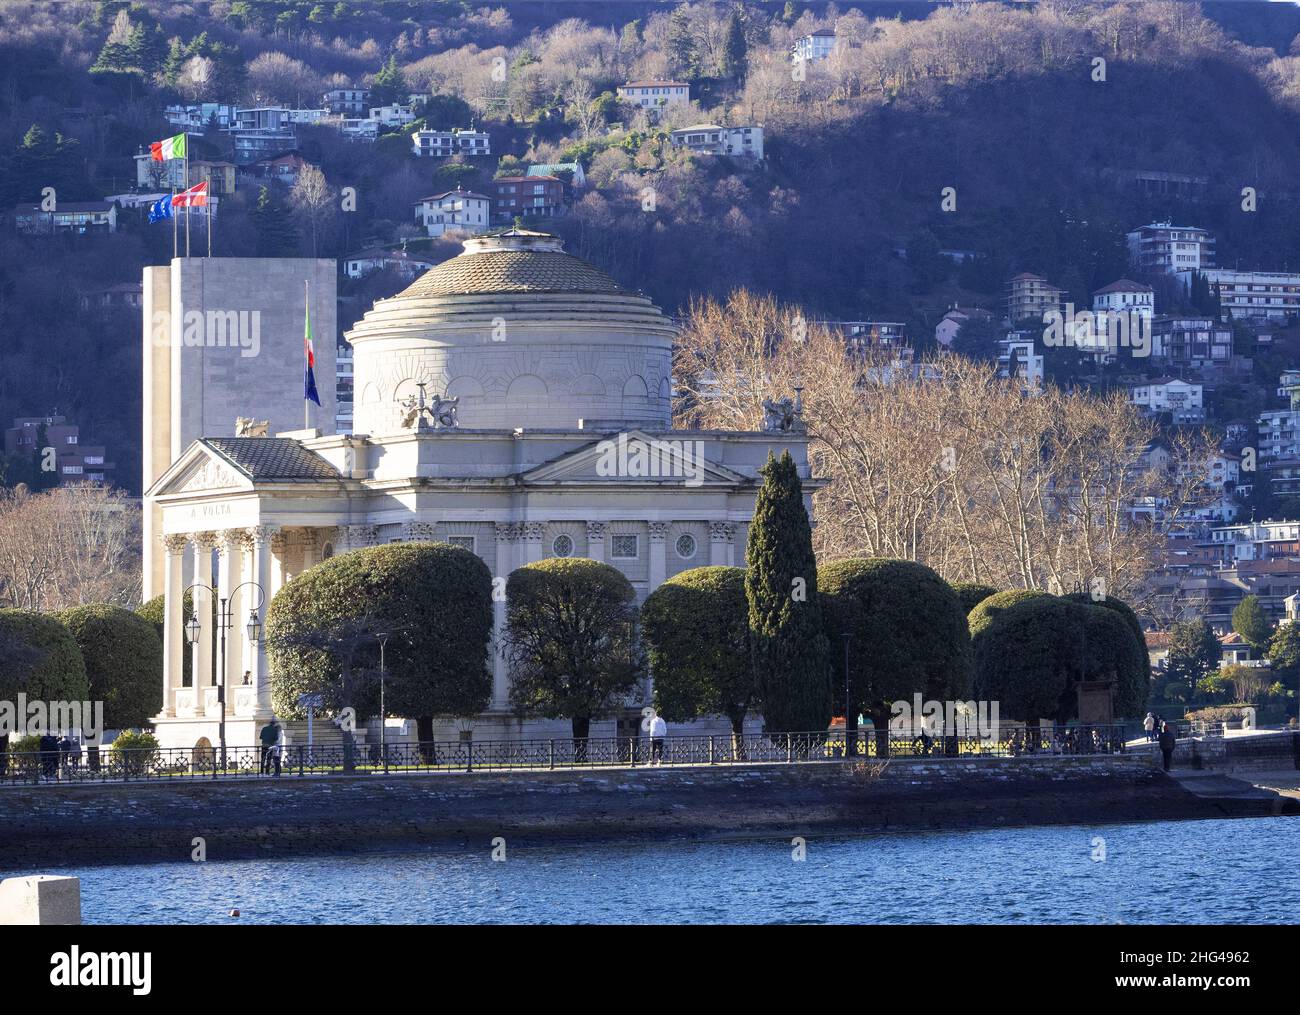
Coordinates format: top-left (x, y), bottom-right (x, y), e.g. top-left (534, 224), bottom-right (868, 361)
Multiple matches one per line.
top-left (792, 30), bottom-right (838, 62)
top-left (668, 124), bottom-right (764, 160)
top-left (4, 414), bottom-right (115, 486)
top-left (1176, 268), bottom-right (1300, 322)
top-left (1127, 222), bottom-right (1215, 273)
top-left (413, 188), bottom-right (490, 237)
top-left (492, 176), bottom-right (565, 223)
top-left (1005, 273), bottom-right (1063, 324)
top-left (411, 128), bottom-right (491, 158)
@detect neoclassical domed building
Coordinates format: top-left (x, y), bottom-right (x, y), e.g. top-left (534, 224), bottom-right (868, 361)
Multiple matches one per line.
top-left (145, 230), bottom-right (814, 749)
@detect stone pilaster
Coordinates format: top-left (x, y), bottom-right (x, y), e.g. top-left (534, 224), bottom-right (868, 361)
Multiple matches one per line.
top-left (521, 521), bottom-right (544, 564)
top-left (648, 521), bottom-right (669, 588)
top-left (709, 521), bottom-right (735, 567)
top-left (586, 521), bottom-right (606, 562)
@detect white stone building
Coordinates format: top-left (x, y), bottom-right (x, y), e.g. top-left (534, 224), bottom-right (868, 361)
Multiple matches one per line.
top-left (668, 124), bottom-right (764, 160)
top-left (617, 81), bottom-right (689, 122)
top-left (1127, 222), bottom-right (1215, 273)
top-left (1175, 268), bottom-right (1300, 322)
top-left (144, 230), bottom-right (815, 750)
top-left (413, 189), bottom-right (490, 237)
top-left (792, 30), bottom-right (837, 63)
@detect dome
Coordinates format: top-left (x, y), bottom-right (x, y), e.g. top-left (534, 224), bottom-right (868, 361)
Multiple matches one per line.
top-left (345, 231), bottom-right (677, 434)
top-left (397, 230), bottom-right (628, 298)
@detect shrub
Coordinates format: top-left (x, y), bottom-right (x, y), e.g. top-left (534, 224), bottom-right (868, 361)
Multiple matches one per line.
top-left (950, 582), bottom-right (999, 616)
top-left (820, 558), bottom-right (972, 737)
top-left (58, 604), bottom-right (163, 729)
top-left (109, 730), bottom-right (160, 776)
top-left (267, 541), bottom-right (494, 741)
top-left (642, 566), bottom-right (754, 739)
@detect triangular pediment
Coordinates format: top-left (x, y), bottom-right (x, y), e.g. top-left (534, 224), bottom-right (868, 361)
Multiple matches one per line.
top-left (522, 430), bottom-right (749, 486)
top-left (147, 441), bottom-right (255, 498)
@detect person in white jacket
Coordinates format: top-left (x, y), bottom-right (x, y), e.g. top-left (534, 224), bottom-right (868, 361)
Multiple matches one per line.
top-left (648, 714), bottom-right (667, 766)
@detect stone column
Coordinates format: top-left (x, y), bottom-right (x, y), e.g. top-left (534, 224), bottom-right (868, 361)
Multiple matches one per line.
top-left (247, 525), bottom-right (277, 715)
top-left (521, 522), bottom-right (544, 564)
top-left (160, 535), bottom-right (188, 716)
top-left (648, 522), bottom-right (669, 588)
top-left (491, 522), bottom-right (518, 710)
top-left (269, 530), bottom-right (289, 599)
top-left (220, 530), bottom-right (249, 694)
top-left (709, 522), bottom-right (735, 567)
top-left (192, 532), bottom-right (219, 704)
top-left (586, 521), bottom-right (606, 562)
top-left (299, 528), bottom-right (320, 572)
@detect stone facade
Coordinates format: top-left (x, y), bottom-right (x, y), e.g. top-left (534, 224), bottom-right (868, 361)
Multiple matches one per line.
top-left (142, 257), bottom-right (337, 599)
top-left (143, 232), bottom-right (816, 751)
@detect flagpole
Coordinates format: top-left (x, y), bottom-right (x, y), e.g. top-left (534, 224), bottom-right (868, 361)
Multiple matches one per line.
top-left (171, 161), bottom-right (177, 259)
top-left (207, 188), bottom-right (212, 258)
top-left (304, 279), bottom-right (311, 430)
top-left (184, 149), bottom-right (190, 258)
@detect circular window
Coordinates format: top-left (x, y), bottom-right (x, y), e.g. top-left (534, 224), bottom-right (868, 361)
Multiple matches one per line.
top-left (552, 534), bottom-right (574, 558)
top-left (675, 533), bottom-right (697, 559)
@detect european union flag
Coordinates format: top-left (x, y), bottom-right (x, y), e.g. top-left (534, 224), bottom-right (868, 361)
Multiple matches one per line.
top-left (148, 196), bottom-right (173, 224)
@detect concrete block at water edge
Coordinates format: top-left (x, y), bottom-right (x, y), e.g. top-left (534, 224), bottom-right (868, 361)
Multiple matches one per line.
top-left (0, 875), bottom-right (81, 925)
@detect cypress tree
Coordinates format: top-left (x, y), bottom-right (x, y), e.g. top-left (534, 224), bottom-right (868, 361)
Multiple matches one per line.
top-left (745, 450), bottom-right (831, 735)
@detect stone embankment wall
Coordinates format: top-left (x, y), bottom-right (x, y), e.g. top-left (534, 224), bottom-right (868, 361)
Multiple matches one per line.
top-left (1138, 730), bottom-right (1300, 771)
top-left (0, 753), bottom-right (1290, 869)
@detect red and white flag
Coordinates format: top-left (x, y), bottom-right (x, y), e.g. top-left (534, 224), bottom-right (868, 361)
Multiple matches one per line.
top-left (171, 181), bottom-right (208, 208)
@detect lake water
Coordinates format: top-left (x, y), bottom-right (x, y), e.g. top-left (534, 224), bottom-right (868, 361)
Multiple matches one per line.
top-left (54, 817), bottom-right (1295, 924)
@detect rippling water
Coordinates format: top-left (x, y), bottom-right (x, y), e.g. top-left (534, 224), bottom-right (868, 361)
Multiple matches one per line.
top-left (53, 817), bottom-right (1295, 924)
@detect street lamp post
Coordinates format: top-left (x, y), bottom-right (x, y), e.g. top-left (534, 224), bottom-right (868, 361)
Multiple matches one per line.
top-left (185, 580), bottom-right (265, 777)
top-left (376, 632), bottom-right (389, 774)
top-left (842, 632), bottom-right (854, 760)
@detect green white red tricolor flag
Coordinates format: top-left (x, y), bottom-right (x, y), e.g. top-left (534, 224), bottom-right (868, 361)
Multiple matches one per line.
top-left (150, 133), bottom-right (187, 161)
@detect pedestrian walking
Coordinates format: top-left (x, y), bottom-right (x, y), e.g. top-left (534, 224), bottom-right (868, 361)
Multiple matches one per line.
top-left (648, 712), bottom-right (667, 765)
top-left (260, 716), bottom-right (282, 776)
top-left (1143, 712), bottom-right (1156, 742)
top-left (1158, 722), bottom-right (1177, 772)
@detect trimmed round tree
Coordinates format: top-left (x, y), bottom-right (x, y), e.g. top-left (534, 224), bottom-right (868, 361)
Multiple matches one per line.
top-left (0, 609), bottom-right (90, 756)
top-left (950, 582), bottom-right (999, 616)
top-left (820, 558), bottom-right (972, 753)
top-left (137, 590), bottom-right (195, 686)
top-left (745, 450), bottom-right (832, 734)
top-left (58, 604), bottom-right (163, 730)
top-left (505, 557), bottom-right (643, 752)
top-left (1064, 592), bottom-right (1149, 718)
top-left (641, 566), bottom-right (755, 742)
top-left (969, 591), bottom-right (1081, 723)
top-left (267, 542), bottom-right (494, 745)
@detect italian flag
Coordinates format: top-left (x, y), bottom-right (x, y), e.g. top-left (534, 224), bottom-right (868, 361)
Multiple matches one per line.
top-left (150, 132), bottom-right (187, 161)
top-left (171, 181), bottom-right (208, 207)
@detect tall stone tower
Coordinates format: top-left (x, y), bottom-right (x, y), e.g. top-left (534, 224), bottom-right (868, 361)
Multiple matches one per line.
top-left (141, 257), bottom-right (337, 598)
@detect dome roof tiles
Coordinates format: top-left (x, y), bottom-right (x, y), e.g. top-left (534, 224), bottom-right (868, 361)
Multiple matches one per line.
top-left (397, 247), bottom-right (629, 299)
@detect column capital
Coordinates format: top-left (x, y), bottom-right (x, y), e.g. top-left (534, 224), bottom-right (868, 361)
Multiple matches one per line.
top-left (223, 528), bottom-right (254, 553)
top-left (648, 521), bottom-right (669, 542)
top-left (193, 531), bottom-right (220, 552)
top-left (163, 534), bottom-right (189, 555)
top-left (521, 522), bottom-right (545, 542)
top-left (585, 521), bottom-right (606, 540)
top-left (248, 524), bottom-right (279, 545)
top-left (495, 521), bottom-right (520, 542)
top-left (709, 521), bottom-right (735, 543)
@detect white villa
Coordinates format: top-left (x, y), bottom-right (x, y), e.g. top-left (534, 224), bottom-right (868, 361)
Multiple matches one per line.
top-left (144, 230), bottom-right (815, 750)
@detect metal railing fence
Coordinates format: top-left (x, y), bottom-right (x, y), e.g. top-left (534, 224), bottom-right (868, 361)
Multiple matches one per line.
top-left (0, 723), bottom-right (1132, 785)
